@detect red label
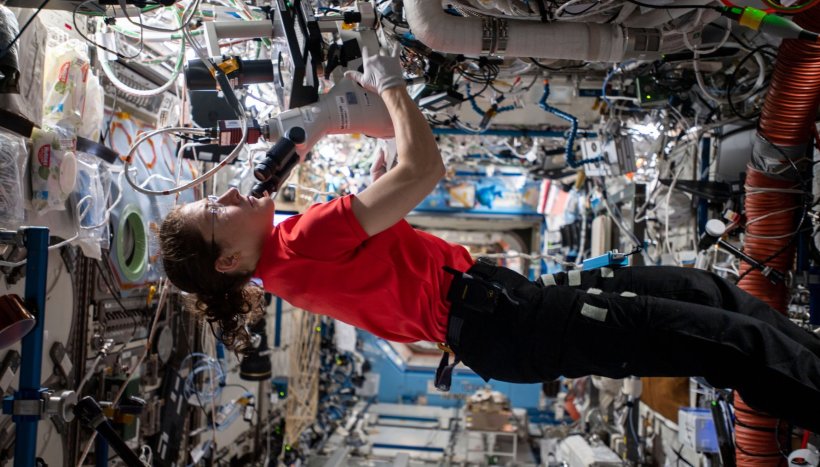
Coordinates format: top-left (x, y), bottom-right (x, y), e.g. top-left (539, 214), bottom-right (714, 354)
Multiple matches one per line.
top-left (37, 144), bottom-right (51, 168)
top-left (57, 61), bottom-right (70, 85)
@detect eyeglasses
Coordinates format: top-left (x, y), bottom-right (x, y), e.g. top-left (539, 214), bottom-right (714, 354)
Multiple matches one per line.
top-left (206, 195), bottom-right (224, 260)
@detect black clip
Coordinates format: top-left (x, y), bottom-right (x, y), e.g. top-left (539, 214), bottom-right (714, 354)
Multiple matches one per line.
top-left (435, 352), bottom-right (461, 392)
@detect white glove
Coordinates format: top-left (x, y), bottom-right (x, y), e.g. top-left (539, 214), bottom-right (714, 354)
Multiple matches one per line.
top-left (344, 45), bottom-right (404, 96)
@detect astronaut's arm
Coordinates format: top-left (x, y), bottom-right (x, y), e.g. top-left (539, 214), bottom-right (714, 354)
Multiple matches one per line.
top-left (351, 86), bottom-right (445, 237)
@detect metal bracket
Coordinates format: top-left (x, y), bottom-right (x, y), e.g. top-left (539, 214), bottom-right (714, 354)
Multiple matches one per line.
top-left (12, 399), bottom-right (43, 417)
top-left (2, 389), bottom-right (77, 423)
top-left (481, 17), bottom-right (494, 56)
top-left (479, 18), bottom-right (509, 57)
top-left (495, 18), bottom-right (508, 57)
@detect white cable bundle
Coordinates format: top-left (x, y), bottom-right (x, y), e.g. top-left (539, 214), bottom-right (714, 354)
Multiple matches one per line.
top-left (97, 5), bottom-right (186, 97)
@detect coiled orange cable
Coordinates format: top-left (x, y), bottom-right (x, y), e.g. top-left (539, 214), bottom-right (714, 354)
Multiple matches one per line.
top-left (734, 5), bottom-right (820, 466)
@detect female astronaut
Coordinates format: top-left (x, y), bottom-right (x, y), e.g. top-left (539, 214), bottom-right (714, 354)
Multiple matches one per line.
top-left (160, 47), bottom-right (820, 432)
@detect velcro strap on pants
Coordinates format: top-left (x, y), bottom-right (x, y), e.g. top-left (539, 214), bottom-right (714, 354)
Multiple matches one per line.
top-left (568, 270), bottom-right (582, 286)
top-left (540, 274), bottom-right (556, 286)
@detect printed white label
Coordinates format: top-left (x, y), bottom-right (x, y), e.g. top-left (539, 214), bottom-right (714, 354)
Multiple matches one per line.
top-left (336, 95), bottom-right (350, 130)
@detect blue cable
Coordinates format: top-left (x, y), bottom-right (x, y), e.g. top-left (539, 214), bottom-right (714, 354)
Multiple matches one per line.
top-left (215, 340), bottom-right (227, 387)
top-left (539, 82), bottom-right (603, 168)
top-left (601, 68), bottom-right (618, 107)
top-left (466, 83), bottom-right (486, 117)
top-left (465, 82), bottom-right (517, 120)
top-left (601, 60), bottom-right (635, 106)
top-left (181, 352), bottom-right (224, 406)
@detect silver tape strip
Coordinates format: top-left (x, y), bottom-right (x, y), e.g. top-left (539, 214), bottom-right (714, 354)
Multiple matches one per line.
top-left (568, 270), bottom-right (582, 286)
top-left (540, 274), bottom-right (556, 286)
top-left (581, 303), bottom-right (608, 322)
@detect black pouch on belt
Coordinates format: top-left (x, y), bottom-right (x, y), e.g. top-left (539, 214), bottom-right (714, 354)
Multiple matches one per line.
top-left (443, 266), bottom-right (502, 315)
top-left (435, 266), bottom-right (510, 392)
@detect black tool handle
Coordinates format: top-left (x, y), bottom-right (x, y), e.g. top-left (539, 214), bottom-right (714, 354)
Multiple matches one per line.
top-left (75, 397), bottom-right (145, 467)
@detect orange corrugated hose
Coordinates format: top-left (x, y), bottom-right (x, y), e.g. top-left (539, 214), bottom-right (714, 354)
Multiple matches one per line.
top-left (734, 5), bottom-right (820, 466)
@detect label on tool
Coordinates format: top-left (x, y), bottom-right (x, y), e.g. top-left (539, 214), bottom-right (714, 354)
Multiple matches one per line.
top-left (336, 96), bottom-right (350, 130)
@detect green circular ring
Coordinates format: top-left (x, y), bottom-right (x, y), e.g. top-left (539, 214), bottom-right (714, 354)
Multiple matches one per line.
top-left (115, 204), bottom-right (147, 282)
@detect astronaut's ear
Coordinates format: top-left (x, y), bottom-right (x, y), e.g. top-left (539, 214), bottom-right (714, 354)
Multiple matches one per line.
top-left (215, 253), bottom-right (241, 274)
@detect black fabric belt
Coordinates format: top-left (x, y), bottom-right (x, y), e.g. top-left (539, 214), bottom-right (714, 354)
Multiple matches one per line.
top-left (435, 260), bottom-right (511, 391)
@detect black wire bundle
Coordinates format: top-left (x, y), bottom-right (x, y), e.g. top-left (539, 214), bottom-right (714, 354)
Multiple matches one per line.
top-left (529, 58), bottom-right (589, 72)
top-left (726, 45), bottom-right (777, 122)
top-left (455, 59), bottom-right (499, 101)
top-left (624, 0), bottom-right (721, 10)
top-left (558, 0), bottom-right (601, 16)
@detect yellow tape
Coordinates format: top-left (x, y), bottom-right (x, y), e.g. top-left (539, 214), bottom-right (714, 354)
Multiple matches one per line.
top-left (217, 58), bottom-right (240, 75)
top-left (740, 7), bottom-right (766, 31)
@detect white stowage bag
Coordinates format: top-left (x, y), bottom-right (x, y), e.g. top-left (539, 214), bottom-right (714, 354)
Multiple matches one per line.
top-left (29, 125), bottom-right (77, 213)
top-left (41, 35), bottom-right (90, 130)
top-left (0, 128), bottom-right (27, 230)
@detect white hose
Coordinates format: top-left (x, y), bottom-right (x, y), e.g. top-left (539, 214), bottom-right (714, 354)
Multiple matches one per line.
top-left (682, 16), bottom-right (732, 55)
top-left (404, 0), bottom-right (629, 62)
top-left (694, 48), bottom-right (766, 104)
top-left (98, 8), bottom-right (185, 97)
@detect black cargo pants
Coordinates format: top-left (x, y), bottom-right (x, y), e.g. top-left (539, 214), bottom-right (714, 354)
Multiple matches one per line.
top-left (446, 262), bottom-right (820, 432)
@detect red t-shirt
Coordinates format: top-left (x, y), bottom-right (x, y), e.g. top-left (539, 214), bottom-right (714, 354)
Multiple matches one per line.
top-left (254, 195), bottom-right (475, 343)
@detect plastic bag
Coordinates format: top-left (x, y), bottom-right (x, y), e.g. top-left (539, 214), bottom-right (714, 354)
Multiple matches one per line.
top-left (0, 128), bottom-right (26, 229)
top-left (73, 154), bottom-right (106, 232)
top-left (29, 125), bottom-right (77, 213)
top-left (41, 36), bottom-right (89, 129)
top-left (70, 152), bottom-right (110, 259)
top-left (79, 70), bottom-right (104, 141)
